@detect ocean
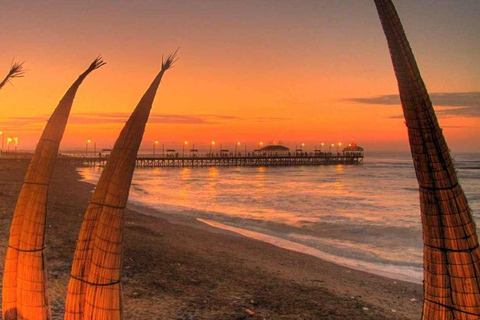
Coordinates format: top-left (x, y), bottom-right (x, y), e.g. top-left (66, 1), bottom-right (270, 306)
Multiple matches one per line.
top-left (78, 152), bottom-right (480, 284)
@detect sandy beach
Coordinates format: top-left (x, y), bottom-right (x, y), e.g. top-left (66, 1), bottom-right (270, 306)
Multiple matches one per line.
top-left (0, 160), bottom-right (422, 319)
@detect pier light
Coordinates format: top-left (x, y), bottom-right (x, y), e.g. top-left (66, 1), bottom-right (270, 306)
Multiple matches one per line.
top-left (258, 141), bottom-right (264, 152)
top-left (210, 141), bottom-right (216, 155)
top-left (235, 142), bottom-right (241, 156)
top-left (86, 139), bottom-right (91, 156)
top-left (0, 131), bottom-right (3, 152)
top-left (337, 142), bottom-right (342, 154)
top-left (301, 143), bottom-right (305, 147)
top-left (183, 141), bottom-right (188, 157)
top-left (153, 140), bottom-right (159, 156)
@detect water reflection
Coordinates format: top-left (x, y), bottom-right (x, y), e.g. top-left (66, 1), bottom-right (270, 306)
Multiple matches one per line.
top-left (77, 153), bottom-right (480, 283)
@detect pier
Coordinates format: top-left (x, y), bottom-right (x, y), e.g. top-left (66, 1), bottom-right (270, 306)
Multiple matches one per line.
top-left (56, 153), bottom-right (364, 168)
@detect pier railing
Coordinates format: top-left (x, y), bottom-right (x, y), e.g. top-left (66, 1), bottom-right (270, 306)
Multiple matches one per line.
top-left (55, 152), bottom-right (364, 167)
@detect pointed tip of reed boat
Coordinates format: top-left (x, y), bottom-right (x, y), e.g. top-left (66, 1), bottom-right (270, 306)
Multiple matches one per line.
top-left (87, 55), bottom-right (107, 72)
top-left (8, 61), bottom-right (25, 79)
top-left (161, 48), bottom-right (179, 71)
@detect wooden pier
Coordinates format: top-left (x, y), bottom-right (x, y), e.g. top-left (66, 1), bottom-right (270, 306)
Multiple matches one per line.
top-left (56, 153), bottom-right (364, 168)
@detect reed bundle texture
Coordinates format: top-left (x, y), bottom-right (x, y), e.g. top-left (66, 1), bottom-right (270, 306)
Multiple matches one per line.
top-left (0, 62), bottom-right (25, 91)
top-left (2, 57), bottom-right (105, 320)
top-left (64, 51), bottom-right (178, 320)
top-left (374, 1), bottom-right (480, 319)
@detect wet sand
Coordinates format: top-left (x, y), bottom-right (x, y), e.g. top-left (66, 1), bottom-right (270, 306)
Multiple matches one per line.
top-left (0, 160), bottom-right (422, 319)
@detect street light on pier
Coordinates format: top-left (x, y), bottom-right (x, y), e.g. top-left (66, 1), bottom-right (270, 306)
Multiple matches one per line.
top-left (210, 141), bottom-right (215, 155)
top-left (86, 139), bottom-right (91, 156)
top-left (183, 141), bottom-right (188, 157)
top-left (0, 131), bottom-right (3, 152)
top-left (337, 142), bottom-right (342, 154)
top-left (153, 140), bottom-right (159, 156)
top-left (235, 142), bottom-right (240, 156)
top-left (320, 142), bottom-right (324, 152)
top-left (329, 143), bottom-right (334, 153)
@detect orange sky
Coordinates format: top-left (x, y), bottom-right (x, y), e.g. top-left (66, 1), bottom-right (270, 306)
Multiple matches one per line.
top-left (1, 0), bottom-right (479, 153)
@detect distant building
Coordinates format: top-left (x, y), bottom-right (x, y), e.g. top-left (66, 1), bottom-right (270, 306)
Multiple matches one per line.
top-left (100, 148), bottom-right (112, 157)
top-left (257, 145), bottom-right (290, 155)
top-left (343, 140), bottom-right (364, 156)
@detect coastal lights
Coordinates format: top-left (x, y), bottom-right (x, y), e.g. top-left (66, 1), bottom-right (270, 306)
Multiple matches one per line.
top-left (0, 131), bottom-right (3, 152)
top-left (337, 142), bottom-right (342, 154)
top-left (7, 137), bottom-right (12, 152)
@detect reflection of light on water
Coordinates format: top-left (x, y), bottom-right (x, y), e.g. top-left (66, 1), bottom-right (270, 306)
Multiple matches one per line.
top-left (208, 167), bottom-right (218, 179)
top-left (255, 166), bottom-right (267, 189)
top-left (180, 167), bottom-right (191, 180)
top-left (206, 167), bottom-right (219, 210)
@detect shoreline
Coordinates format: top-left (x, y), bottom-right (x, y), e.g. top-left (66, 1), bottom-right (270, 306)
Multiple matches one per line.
top-left (81, 165), bottom-right (424, 285)
top-left (126, 201), bottom-right (422, 285)
top-left (0, 161), bottom-right (423, 319)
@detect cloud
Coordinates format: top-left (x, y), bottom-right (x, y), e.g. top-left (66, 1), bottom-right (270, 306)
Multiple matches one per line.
top-left (344, 92), bottom-right (480, 107)
top-left (345, 92), bottom-right (480, 119)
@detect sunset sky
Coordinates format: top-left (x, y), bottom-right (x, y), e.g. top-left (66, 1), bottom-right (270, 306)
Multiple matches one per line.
top-left (0, 0), bottom-right (479, 153)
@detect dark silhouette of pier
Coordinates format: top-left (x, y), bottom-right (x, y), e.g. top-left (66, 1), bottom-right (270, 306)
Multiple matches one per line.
top-left (55, 152), bottom-right (364, 168)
